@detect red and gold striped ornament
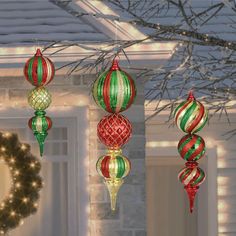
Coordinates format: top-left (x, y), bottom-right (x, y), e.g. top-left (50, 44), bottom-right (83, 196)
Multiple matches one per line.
top-left (24, 49), bottom-right (55, 87)
top-left (96, 150), bottom-right (131, 179)
top-left (174, 91), bottom-right (208, 134)
top-left (96, 149), bottom-right (131, 211)
top-left (92, 59), bottom-right (136, 113)
top-left (178, 162), bottom-right (205, 213)
top-left (178, 134), bottom-right (206, 162)
top-left (97, 113), bottom-right (132, 149)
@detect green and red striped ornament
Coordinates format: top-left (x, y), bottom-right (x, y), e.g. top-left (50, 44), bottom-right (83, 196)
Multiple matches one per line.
top-left (178, 134), bottom-right (206, 162)
top-left (96, 149), bottom-right (131, 211)
top-left (178, 162), bottom-right (205, 213)
top-left (28, 111), bottom-right (52, 156)
top-left (175, 91), bottom-right (208, 213)
top-left (96, 150), bottom-right (131, 179)
top-left (174, 91), bottom-right (208, 134)
top-left (24, 49), bottom-right (55, 87)
top-left (92, 59), bottom-right (136, 113)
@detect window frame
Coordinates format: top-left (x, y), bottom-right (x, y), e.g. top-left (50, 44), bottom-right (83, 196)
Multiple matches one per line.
top-left (0, 106), bottom-right (89, 236)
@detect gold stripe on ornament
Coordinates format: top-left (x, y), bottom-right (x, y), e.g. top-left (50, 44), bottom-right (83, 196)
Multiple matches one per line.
top-left (109, 156), bottom-right (117, 179)
top-left (96, 157), bottom-right (103, 176)
top-left (183, 167), bottom-right (197, 185)
top-left (115, 71), bottom-right (125, 113)
top-left (192, 109), bottom-right (208, 133)
top-left (36, 117), bottom-right (43, 132)
top-left (45, 58), bottom-right (52, 83)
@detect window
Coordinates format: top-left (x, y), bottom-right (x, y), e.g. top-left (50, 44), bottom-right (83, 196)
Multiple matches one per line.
top-left (0, 107), bottom-right (89, 236)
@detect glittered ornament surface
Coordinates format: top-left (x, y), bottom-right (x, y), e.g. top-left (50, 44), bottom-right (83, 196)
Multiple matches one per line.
top-left (174, 91), bottom-right (208, 133)
top-left (178, 134), bottom-right (206, 162)
top-left (96, 150), bottom-right (131, 179)
top-left (97, 113), bottom-right (132, 149)
top-left (93, 59), bottom-right (136, 113)
top-left (24, 49), bottom-right (55, 87)
top-left (178, 162), bottom-right (205, 212)
top-left (28, 111), bottom-right (52, 156)
top-left (28, 86), bottom-right (52, 111)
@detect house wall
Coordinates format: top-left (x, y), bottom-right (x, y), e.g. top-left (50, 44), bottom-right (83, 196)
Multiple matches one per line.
top-left (146, 110), bottom-right (236, 235)
top-left (0, 72), bottom-right (147, 236)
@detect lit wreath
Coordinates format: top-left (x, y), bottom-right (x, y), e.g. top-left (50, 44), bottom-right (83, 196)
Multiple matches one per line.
top-left (0, 132), bottom-right (42, 234)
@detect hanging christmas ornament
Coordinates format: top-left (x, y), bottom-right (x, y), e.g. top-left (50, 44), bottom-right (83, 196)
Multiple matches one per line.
top-left (93, 58), bottom-right (134, 211)
top-left (97, 113), bottom-right (132, 149)
top-left (28, 111), bottom-right (52, 156)
top-left (96, 149), bottom-right (131, 210)
top-left (24, 49), bottom-right (55, 87)
top-left (175, 91), bottom-right (208, 213)
top-left (92, 59), bottom-right (136, 113)
top-left (178, 134), bottom-right (206, 162)
top-left (174, 91), bottom-right (208, 134)
top-left (178, 162), bottom-right (205, 213)
top-left (24, 49), bottom-right (54, 156)
top-left (28, 86), bottom-right (52, 111)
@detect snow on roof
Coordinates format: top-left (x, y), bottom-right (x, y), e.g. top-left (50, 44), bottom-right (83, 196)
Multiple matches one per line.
top-left (0, 0), bottom-right (108, 45)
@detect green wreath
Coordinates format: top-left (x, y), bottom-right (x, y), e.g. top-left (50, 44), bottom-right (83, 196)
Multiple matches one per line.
top-left (0, 132), bottom-right (42, 234)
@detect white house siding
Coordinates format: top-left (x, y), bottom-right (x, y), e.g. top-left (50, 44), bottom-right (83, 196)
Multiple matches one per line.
top-left (146, 111), bottom-right (236, 235)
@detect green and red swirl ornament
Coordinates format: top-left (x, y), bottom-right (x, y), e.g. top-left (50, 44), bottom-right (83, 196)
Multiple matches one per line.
top-left (28, 111), bottom-right (52, 156)
top-left (96, 149), bottom-right (131, 211)
top-left (175, 91), bottom-right (208, 213)
top-left (178, 134), bottom-right (206, 162)
top-left (92, 59), bottom-right (136, 113)
top-left (93, 58), bottom-right (135, 211)
top-left (174, 91), bottom-right (208, 134)
top-left (24, 49), bottom-right (55, 87)
top-left (178, 162), bottom-right (205, 213)
top-left (24, 49), bottom-right (54, 156)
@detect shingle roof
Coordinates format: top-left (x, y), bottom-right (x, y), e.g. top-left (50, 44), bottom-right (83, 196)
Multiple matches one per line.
top-left (0, 0), bottom-right (109, 45)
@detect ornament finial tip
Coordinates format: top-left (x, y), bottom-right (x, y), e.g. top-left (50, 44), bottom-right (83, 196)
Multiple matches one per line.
top-left (35, 48), bottom-right (42, 56)
top-left (185, 186), bottom-right (198, 214)
top-left (188, 90), bottom-right (195, 100)
top-left (111, 59), bottom-right (120, 71)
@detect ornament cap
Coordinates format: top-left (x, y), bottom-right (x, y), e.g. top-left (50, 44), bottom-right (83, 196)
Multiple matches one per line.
top-left (105, 178), bottom-right (124, 211)
top-left (35, 48), bottom-right (42, 57)
top-left (111, 59), bottom-right (120, 71)
top-left (185, 185), bottom-right (199, 213)
top-left (187, 90), bottom-right (195, 101)
top-left (185, 161), bottom-right (198, 168)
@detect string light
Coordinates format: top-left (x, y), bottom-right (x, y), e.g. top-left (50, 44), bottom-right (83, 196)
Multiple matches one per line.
top-left (1, 147), bottom-right (6, 152)
top-left (22, 198), bottom-right (28, 203)
top-left (32, 182), bottom-right (37, 187)
top-left (30, 163), bottom-right (36, 168)
top-left (20, 144), bottom-right (27, 151)
top-left (2, 132), bottom-right (11, 138)
top-left (10, 211), bottom-right (16, 217)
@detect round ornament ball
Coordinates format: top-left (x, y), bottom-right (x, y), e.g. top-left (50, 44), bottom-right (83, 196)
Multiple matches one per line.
top-left (178, 162), bottom-right (205, 188)
top-left (24, 49), bottom-right (55, 87)
top-left (93, 59), bottom-right (136, 113)
top-left (28, 86), bottom-right (52, 111)
top-left (178, 134), bottom-right (206, 162)
top-left (97, 113), bottom-right (132, 149)
top-left (174, 91), bottom-right (208, 134)
top-left (96, 149), bottom-right (131, 179)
